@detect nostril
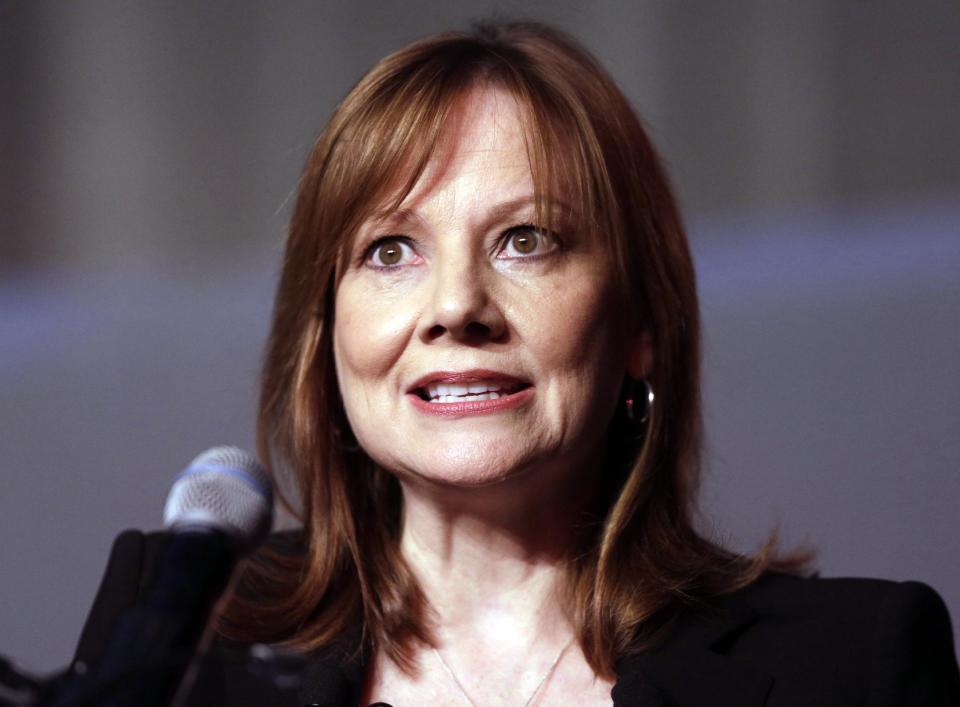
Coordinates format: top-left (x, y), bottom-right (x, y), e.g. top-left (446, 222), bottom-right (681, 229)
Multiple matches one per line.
top-left (464, 321), bottom-right (491, 338)
top-left (426, 323), bottom-right (447, 340)
top-left (426, 321), bottom-right (492, 341)
top-left (422, 314), bottom-right (506, 344)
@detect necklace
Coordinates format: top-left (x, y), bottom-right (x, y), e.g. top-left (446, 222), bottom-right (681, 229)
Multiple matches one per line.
top-left (432, 638), bottom-right (574, 707)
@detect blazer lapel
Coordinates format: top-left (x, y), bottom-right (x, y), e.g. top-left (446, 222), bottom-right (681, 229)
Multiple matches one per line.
top-left (613, 604), bottom-right (774, 707)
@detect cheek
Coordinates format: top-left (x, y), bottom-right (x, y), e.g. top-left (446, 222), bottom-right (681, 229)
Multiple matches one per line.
top-left (532, 281), bottom-right (628, 411)
top-left (333, 282), bottom-right (417, 392)
top-left (544, 279), bottom-right (624, 362)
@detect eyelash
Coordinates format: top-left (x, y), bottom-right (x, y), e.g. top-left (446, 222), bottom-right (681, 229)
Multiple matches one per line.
top-left (496, 223), bottom-right (562, 260)
top-left (360, 224), bottom-right (563, 270)
top-left (361, 236), bottom-right (419, 270)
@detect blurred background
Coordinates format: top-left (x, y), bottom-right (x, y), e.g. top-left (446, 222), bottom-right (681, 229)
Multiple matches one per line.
top-left (1, 0), bottom-right (958, 674)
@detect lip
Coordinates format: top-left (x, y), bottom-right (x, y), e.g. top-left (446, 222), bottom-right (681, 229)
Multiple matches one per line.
top-left (407, 369), bottom-right (530, 392)
top-left (406, 369), bottom-right (534, 417)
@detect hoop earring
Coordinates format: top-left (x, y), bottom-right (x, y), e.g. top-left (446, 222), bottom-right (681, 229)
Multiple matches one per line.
top-left (625, 378), bottom-right (654, 425)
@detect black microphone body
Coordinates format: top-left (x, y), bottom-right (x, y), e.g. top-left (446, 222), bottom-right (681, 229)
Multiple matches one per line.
top-left (51, 530), bottom-right (238, 707)
top-left (72, 531), bottom-right (236, 706)
top-left (48, 446), bottom-right (273, 707)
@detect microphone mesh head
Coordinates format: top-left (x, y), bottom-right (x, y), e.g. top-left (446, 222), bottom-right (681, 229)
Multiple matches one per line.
top-left (163, 446), bottom-right (273, 547)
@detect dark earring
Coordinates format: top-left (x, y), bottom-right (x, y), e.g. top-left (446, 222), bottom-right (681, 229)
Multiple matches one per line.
top-left (625, 378), bottom-right (654, 425)
top-left (333, 423), bottom-right (361, 453)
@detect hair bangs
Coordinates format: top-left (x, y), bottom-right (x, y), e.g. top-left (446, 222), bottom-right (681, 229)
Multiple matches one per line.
top-left (326, 72), bottom-right (462, 284)
top-left (473, 42), bottom-right (632, 306)
top-left (323, 33), bottom-right (620, 293)
top-left (515, 79), bottom-right (620, 279)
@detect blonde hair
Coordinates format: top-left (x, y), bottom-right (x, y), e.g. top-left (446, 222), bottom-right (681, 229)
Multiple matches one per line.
top-left (220, 21), bottom-right (786, 677)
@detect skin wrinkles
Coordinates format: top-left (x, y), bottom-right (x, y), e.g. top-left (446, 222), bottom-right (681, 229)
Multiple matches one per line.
top-left (333, 87), bottom-right (644, 496)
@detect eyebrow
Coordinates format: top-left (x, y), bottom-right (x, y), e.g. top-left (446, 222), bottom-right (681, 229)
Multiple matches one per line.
top-left (365, 195), bottom-right (573, 232)
top-left (484, 195), bottom-right (566, 226)
top-left (365, 207), bottom-right (428, 232)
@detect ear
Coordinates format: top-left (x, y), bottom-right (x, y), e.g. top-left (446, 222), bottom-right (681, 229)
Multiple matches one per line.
top-left (627, 328), bottom-right (653, 380)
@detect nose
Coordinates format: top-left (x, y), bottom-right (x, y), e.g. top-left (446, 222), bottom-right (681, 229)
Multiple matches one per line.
top-left (419, 254), bottom-right (507, 344)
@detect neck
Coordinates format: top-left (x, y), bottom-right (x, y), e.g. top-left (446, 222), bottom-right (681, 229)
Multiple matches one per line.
top-left (397, 462), bottom-right (597, 651)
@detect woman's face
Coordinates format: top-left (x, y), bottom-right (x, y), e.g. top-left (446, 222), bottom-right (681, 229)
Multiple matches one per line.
top-left (333, 87), bottom-right (647, 489)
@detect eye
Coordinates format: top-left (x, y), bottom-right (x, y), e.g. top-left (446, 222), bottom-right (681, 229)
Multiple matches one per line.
top-left (365, 237), bottom-right (419, 268)
top-left (497, 225), bottom-right (560, 259)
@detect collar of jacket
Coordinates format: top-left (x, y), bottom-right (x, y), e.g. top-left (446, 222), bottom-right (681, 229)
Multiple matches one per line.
top-left (299, 601), bottom-right (773, 707)
top-left (613, 599), bottom-right (774, 707)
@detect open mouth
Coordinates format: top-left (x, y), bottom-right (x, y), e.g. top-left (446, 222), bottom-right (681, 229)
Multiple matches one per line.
top-left (416, 380), bottom-right (530, 403)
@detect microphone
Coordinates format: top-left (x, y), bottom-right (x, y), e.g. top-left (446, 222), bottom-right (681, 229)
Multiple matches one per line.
top-left (52, 446), bottom-right (273, 707)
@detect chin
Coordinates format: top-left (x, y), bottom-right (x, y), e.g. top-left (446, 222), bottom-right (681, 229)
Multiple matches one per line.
top-left (387, 442), bottom-right (543, 489)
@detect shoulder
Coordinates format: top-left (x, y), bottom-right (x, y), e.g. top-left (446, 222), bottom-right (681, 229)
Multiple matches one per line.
top-left (729, 571), bottom-right (952, 629)
top-left (712, 572), bottom-right (960, 705)
top-left (623, 572), bottom-right (959, 706)
top-left (726, 572), bottom-right (957, 653)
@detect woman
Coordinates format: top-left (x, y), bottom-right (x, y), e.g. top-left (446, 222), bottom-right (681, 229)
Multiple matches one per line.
top-left (75, 21), bottom-right (959, 706)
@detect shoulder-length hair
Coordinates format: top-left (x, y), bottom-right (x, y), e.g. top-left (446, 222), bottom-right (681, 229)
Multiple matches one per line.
top-left (220, 21), bottom-right (781, 678)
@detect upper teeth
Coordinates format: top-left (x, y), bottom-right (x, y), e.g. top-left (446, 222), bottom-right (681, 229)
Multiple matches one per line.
top-left (425, 382), bottom-right (510, 399)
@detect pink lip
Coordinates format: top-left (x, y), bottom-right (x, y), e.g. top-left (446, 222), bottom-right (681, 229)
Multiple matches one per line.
top-left (407, 369), bottom-right (529, 391)
top-left (407, 369), bottom-right (534, 417)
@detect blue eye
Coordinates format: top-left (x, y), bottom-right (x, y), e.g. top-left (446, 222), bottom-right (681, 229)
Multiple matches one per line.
top-left (498, 225), bottom-right (559, 259)
top-left (366, 238), bottom-right (418, 268)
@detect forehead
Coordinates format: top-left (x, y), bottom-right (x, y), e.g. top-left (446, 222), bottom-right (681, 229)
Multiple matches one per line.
top-left (446, 86), bottom-right (528, 160)
top-left (385, 86), bottom-right (533, 221)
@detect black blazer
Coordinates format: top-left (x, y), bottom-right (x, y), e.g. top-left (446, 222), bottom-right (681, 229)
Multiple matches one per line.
top-left (73, 530), bottom-right (960, 706)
